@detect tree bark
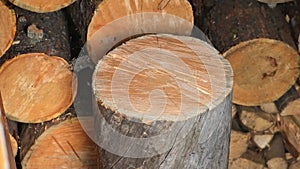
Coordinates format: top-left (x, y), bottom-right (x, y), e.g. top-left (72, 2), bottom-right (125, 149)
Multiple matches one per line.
top-left (1, 5), bottom-right (71, 66)
top-left (202, 0), bottom-right (296, 53)
top-left (93, 34), bottom-right (233, 168)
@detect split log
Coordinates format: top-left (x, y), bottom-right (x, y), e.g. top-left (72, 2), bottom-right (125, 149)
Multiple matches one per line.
top-left (19, 113), bottom-right (100, 169)
top-left (239, 106), bottom-right (275, 132)
top-left (0, 1), bottom-right (16, 58)
top-left (229, 158), bottom-right (266, 169)
top-left (8, 0), bottom-right (76, 13)
top-left (229, 130), bottom-right (250, 160)
top-left (253, 134), bottom-right (274, 149)
top-left (0, 53), bottom-right (76, 123)
top-left (93, 34), bottom-right (233, 168)
top-left (1, 5), bottom-right (71, 65)
top-left (223, 38), bottom-right (299, 106)
top-left (267, 157), bottom-right (288, 169)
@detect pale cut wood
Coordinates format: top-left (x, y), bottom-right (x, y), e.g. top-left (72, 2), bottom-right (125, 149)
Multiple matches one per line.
top-left (8, 0), bottom-right (76, 13)
top-left (93, 34), bottom-right (233, 168)
top-left (0, 1), bottom-right (16, 58)
top-left (281, 99), bottom-right (300, 116)
top-left (279, 116), bottom-right (300, 157)
top-left (0, 53), bottom-right (76, 123)
top-left (239, 107), bottom-right (275, 132)
top-left (87, 0), bottom-right (194, 63)
top-left (229, 158), bottom-right (266, 169)
top-left (21, 117), bottom-right (100, 169)
top-left (229, 130), bottom-right (250, 160)
top-left (224, 38), bottom-right (300, 106)
top-left (8, 134), bottom-right (17, 157)
top-left (253, 134), bottom-right (274, 149)
top-left (260, 102), bottom-right (279, 114)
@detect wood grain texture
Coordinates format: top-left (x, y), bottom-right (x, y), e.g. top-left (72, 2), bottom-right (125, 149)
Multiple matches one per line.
top-left (0, 1), bottom-right (16, 58)
top-left (93, 34), bottom-right (233, 168)
top-left (0, 53), bottom-right (76, 123)
top-left (9, 0), bottom-right (76, 13)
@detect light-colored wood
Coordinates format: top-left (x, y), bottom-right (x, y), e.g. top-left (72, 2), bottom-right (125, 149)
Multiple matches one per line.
top-left (229, 130), bottom-right (250, 160)
top-left (87, 0), bottom-right (194, 63)
top-left (0, 1), bottom-right (16, 58)
top-left (239, 107), bottom-right (275, 132)
top-left (279, 116), bottom-right (300, 157)
top-left (8, 0), bottom-right (76, 13)
top-left (0, 53), bottom-right (76, 123)
top-left (9, 134), bottom-right (17, 157)
top-left (281, 99), bottom-right (300, 116)
top-left (223, 38), bottom-right (300, 106)
top-left (260, 102), bottom-right (279, 114)
top-left (93, 34), bottom-right (233, 168)
top-left (253, 134), bottom-right (273, 149)
top-left (229, 158), bottom-right (266, 169)
top-left (21, 117), bottom-right (99, 169)
top-left (88, 0), bottom-right (193, 39)
top-left (267, 157), bottom-right (288, 169)
top-left (232, 104), bottom-right (237, 118)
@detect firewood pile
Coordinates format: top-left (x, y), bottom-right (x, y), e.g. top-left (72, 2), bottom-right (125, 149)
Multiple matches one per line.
top-left (0, 0), bottom-right (299, 168)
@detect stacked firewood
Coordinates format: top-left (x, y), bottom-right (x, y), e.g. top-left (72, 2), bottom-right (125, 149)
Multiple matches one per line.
top-left (0, 0), bottom-right (299, 168)
top-left (200, 0), bottom-right (300, 168)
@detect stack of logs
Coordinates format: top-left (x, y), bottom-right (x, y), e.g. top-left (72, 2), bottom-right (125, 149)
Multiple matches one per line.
top-left (201, 0), bottom-right (300, 168)
top-left (0, 0), bottom-right (299, 169)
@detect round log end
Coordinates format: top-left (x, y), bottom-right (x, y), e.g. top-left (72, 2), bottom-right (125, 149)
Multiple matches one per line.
top-left (224, 38), bottom-right (300, 106)
top-left (0, 53), bottom-right (76, 123)
top-left (87, 0), bottom-right (194, 40)
top-left (0, 1), bottom-right (16, 58)
top-left (8, 0), bottom-right (76, 13)
top-left (21, 117), bottom-right (99, 169)
top-left (93, 33), bottom-right (232, 122)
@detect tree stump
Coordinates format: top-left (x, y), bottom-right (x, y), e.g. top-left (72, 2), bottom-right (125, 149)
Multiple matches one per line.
top-left (93, 34), bottom-right (233, 168)
top-left (0, 53), bottom-right (76, 123)
top-left (0, 1), bottom-right (16, 58)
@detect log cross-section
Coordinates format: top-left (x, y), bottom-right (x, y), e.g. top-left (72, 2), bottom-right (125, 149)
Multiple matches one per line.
top-left (93, 34), bottom-right (233, 169)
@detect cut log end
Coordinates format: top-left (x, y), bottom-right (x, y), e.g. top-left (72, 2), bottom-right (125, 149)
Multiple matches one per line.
top-left (87, 0), bottom-right (194, 40)
top-left (0, 53), bottom-right (76, 123)
top-left (8, 0), bottom-right (76, 13)
top-left (93, 34), bottom-right (232, 121)
top-left (224, 38), bottom-right (300, 106)
top-left (21, 117), bottom-right (99, 169)
top-left (0, 1), bottom-right (16, 58)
